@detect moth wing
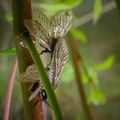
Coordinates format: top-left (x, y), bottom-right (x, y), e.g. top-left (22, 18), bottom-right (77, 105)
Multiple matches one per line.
top-left (17, 65), bottom-right (40, 82)
top-left (49, 10), bottom-right (72, 38)
top-left (48, 39), bottom-right (69, 88)
top-left (24, 20), bottom-right (51, 51)
top-left (28, 87), bottom-right (41, 101)
top-left (32, 9), bottom-right (50, 30)
top-left (17, 64), bottom-right (44, 101)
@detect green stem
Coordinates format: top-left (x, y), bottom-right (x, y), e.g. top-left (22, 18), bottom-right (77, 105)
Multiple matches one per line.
top-left (12, 0), bottom-right (44, 120)
top-left (23, 36), bottom-right (64, 120)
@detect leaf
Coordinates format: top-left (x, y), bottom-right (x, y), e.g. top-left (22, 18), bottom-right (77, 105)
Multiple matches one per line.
top-left (70, 28), bottom-right (88, 43)
top-left (63, 0), bottom-right (82, 7)
top-left (81, 69), bottom-right (89, 84)
top-left (93, 55), bottom-right (115, 71)
top-left (33, 0), bottom-right (82, 15)
top-left (53, 0), bottom-right (61, 3)
top-left (81, 63), bottom-right (89, 84)
top-left (81, 63), bottom-right (99, 85)
top-left (5, 14), bottom-right (13, 22)
top-left (89, 69), bottom-right (98, 85)
top-left (93, 0), bottom-right (102, 24)
top-left (0, 48), bottom-right (16, 55)
top-left (88, 88), bottom-right (106, 105)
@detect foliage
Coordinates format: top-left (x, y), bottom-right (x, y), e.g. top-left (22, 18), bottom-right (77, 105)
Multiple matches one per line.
top-left (62, 55), bottom-right (114, 105)
top-left (1, 0), bottom-right (118, 119)
top-left (70, 29), bottom-right (88, 43)
top-left (0, 48), bottom-right (16, 55)
top-left (93, 0), bottom-right (102, 24)
top-left (81, 55), bottom-right (114, 105)
top-left (88, 86), bottom-right (105, 105)
top-left (93, 55), bottom-right (115, 71)
top-left (5, 14), bottom-right (13, 22)
top-left (33, 0), bottom-right (82, 15)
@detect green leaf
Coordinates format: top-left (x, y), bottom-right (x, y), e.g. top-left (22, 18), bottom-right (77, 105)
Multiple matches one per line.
top-left (70, 28), bottom-right (88, 43)
top-left (93, 0), bottom-right (102, 23)
top-left (34, 0), bottom-right (82, 15)
top-left (89, 69), bottom-right (98, 85)
top-left (81, 63), bottom-right (99, 85)
top-left (81, 63), bottom-right (98, 85)
top-left (40, 4), bottom-right (70, 14)
top-left (63, 0), bottom-right (82, 7)
top-left (5, 15), bottom-right (13, 22)
top-left (0, 48), bottom-right (16, 55)
top-left (88, 88), bottom-right (106, 105)
top-left (53, 0), bottom-right (61, 4)
top-left (81, 69), bottom-right (89, 84)
top-left (93, 55), bottom-right (115, 71)
top-left (81, 63), bottom-right (89, 84)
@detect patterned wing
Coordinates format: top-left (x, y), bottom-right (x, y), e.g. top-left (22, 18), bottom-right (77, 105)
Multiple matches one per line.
top-left (49, 10), bottom-right (72, 38)
top-left (28, 87), bottom-right (41, 101)
top-left (17, 64), bottom-right (40, 82)
top-left (48, 39), bottom-right (69, 88)
top-left (24, 20), bottom-right (51, 51)
top-left (32, 9), bottom-right (50, 30)
top-left (17, 64), bottom-right (45, 101)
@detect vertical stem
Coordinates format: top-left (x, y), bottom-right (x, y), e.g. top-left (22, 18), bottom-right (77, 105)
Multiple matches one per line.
top-left (68, 34), bottom-right (93, 120)
top-left (12, 0), bottom-right (44, 120)
top-left (4, 57), bottom-right (18, 120)
top-left (23, 35), bottom-right (64, 120)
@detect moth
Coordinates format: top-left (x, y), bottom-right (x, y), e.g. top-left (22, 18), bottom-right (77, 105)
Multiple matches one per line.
top-left (17, 9), bottom-right (72, 101)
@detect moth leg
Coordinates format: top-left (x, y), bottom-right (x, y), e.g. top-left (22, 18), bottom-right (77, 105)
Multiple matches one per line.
top-left (29, 87), bottom-right (42, 107)
top-left (29, 87), bottom-right (41, 101)
top-left (28, 80), bottom-right (43, 101)
top-left (39, 48), bottom-right (51, 55)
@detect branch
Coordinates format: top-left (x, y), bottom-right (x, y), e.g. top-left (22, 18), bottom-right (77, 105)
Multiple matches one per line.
top-left (68, 33), bottom-right (93, 120)
top-left (12, 0), bottom-right (44, 120)
top-left (23, 34), bottom-right (63, 120)
top-left (73, 1), bottom-right (116, 27)
top-left (3, 57), bottom-right (18, 120)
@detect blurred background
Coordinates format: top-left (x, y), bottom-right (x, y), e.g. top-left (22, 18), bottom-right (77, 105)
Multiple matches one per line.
top-left (0, 0), bottom-right (120, 120)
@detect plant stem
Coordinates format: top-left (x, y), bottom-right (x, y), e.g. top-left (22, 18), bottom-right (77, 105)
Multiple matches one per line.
top-left (3, 57), bottom-right (18, 120)
top-left (12, 0), bottom-right (44, 120)
top-left (23, 35), bottom-right (64, 120)
top-left (68, 33), bottom-right (93, 120)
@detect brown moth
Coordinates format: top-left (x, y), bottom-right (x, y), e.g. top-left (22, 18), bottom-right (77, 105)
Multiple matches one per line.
top-left (17, 10), bottom-right (72, 101)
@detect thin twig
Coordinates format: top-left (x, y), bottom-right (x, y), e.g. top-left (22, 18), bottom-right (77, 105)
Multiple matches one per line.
top-left (73, 1), bottom-right (116, 27)
top-left (3, 57), bottom-right (18, 120)
top-left (68, 33), bottom-right (93, 120)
